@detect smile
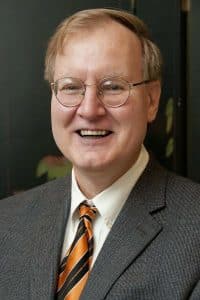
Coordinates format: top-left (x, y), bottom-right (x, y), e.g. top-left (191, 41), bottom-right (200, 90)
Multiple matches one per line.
top-left (77, 129), bottom-right (112, 138)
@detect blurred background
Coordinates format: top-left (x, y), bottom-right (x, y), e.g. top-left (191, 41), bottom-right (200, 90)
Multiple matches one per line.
top-left (1, 0), bottom-right (199, 199)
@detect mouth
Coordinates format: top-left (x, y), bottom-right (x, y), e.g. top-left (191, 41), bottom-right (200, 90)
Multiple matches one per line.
top-left (76, 129), bottom-right (112, 138)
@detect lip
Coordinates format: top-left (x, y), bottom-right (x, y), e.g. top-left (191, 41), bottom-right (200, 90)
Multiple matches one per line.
top-left (75, 127), bottom-right (112, 131)
top-left (76, 129), bottom-right (112, 137)
top-left (74, 129), bottom-right (114, 145)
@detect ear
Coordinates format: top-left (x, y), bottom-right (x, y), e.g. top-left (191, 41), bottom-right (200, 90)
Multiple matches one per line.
top-left (146, 80), bottom-right (161, 123)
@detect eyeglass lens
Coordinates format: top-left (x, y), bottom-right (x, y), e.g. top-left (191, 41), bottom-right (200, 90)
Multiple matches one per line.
top-left (54, 77), bottom-right (130, 107)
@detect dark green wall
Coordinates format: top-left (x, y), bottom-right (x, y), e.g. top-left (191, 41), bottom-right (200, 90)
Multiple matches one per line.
top-left (1, 0), bottom-right (199, 199)
top-left (188, 0), bottom-right (200, 182)
top-left (0, 0), bottom-right (134, 199)
top-left (137, 0), bottom-right (187, 175)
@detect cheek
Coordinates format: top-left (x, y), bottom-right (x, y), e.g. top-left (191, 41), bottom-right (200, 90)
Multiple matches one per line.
top-left (117, 102), bottom-right (149, 145)
top-left (118, 99), bottom-right (149, 127)
top-left (51, 97), bottom-right (75, 129)
top-left (51, 102), bottom-right (61, 130)
top-left (51, 100), bottom-right (63, 144)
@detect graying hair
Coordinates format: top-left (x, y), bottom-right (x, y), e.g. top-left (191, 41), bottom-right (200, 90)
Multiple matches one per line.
top-left (44, 8), bottom-right (162, 83)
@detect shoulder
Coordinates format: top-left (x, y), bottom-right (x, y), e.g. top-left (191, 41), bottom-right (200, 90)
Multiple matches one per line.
top-left (0, 175), bottom-right (71, 217)
top-left (166, 170), bottom-right (200, 205)
top-left (146, 157), bottom-right (200, 214)
top-left (147, 159), bottom-right (200, 229)
top-left (149, 156), bottom-right (200, 197)
top-left (164, 171), bottom-right (200, 224)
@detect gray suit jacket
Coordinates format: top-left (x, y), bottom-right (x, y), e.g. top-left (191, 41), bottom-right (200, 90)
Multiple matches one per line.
top-left (0, 159), bottom-right (200, 300)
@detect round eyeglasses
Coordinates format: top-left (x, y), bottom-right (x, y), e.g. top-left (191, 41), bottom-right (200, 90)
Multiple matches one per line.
top-left (51, 76), bottom-right (150, 108)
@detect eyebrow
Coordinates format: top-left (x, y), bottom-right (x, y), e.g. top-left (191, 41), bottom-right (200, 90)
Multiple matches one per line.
top-left (102, 72), bottom-right (126, 78)
top-left (54, 71), bottom-right (129, 83)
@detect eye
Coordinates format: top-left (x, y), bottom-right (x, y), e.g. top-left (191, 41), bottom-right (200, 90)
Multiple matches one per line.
top-left (100, 79), bottom-right (127, 94)
top-left (60, 83), bottom-right (82, 94)
top-left (57, 78), bottom-right (84, 95)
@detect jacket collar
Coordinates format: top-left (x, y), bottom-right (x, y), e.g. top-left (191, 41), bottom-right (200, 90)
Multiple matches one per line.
top-left (81, 158), bottom-right (167, 300)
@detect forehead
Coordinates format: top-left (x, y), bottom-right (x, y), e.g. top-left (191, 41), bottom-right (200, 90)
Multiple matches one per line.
top-left (54, 21), bottom-right (143, 80)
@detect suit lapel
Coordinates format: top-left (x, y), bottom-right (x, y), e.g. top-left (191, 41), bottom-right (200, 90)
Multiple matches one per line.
top-left (81, 159), bottom-right (167, 300)
top-left (29, 176), bottom-right (71, 299)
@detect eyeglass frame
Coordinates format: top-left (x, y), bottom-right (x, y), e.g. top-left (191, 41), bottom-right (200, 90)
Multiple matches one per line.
top-left (51, 76), bottom-right (151, 108)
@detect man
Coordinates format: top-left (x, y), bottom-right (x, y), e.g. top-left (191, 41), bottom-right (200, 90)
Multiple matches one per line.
top-left (0, 8), bottom-right (200, 300)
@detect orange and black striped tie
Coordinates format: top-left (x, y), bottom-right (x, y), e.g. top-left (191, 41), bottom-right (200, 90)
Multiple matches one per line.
top-left (56, 201), bottom-right (97, 300)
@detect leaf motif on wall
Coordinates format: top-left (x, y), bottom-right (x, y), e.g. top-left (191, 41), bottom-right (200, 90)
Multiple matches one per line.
top-left (164, 97), bottom-right (174, 158)
top-left (165, 137), bottom-right (174, 158)
top-left (165, 97), bottom-right (174, 134)
top-left (36, 155), bottom-right (71, 180)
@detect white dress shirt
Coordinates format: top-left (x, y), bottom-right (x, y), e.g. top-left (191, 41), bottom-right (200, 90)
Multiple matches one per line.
top-left (61, 145), bottom-right (149, 266)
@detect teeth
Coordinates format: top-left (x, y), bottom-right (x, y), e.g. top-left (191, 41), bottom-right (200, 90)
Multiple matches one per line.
top-left (80, 130), bottom-right (109, 136)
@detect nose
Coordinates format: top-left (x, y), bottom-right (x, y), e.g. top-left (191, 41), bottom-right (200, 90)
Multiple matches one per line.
top-left (76, 85), bottom-right (106, 120)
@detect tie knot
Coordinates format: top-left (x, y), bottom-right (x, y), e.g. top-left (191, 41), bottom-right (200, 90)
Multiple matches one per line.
top-left (79, 201), bottom-right (97, 221)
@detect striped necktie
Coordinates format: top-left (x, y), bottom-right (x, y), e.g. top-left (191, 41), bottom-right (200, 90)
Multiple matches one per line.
top-left (56, 201), bottom-right (97, 300)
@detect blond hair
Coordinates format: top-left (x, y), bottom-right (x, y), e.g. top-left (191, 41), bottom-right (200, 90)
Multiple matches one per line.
top-left (44, 8), bottom-right (162, 83)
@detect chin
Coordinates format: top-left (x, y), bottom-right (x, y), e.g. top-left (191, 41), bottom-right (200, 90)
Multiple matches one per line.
top-left (76, 162), bottom-right (107, 172)
top-left (73, 157), bottom-right (112, 173)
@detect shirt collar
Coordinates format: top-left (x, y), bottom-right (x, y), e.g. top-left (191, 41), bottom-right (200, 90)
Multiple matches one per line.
top-left (71, 145), bottom-right (149, 228)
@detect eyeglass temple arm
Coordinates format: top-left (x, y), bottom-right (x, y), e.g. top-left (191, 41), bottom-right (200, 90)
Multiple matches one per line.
top-left (130, 80), bottom-right (150, 87)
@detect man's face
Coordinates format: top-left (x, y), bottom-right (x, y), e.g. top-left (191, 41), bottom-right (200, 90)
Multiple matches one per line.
top-left (51, 21), bottom-right (160, 179)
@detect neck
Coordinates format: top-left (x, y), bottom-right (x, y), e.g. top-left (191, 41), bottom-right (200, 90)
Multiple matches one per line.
top-left (73, 160), bottom-right (138, 199)
top-left (74, 171), bottom-right (116, 199)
